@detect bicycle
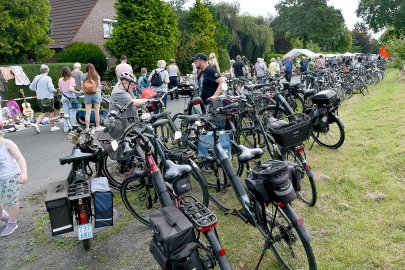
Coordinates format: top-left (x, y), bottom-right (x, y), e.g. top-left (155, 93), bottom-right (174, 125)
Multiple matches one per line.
top-left (114, 122), bottom-right (231, 269)
top-left (198, 116), bottom-right (317, 269)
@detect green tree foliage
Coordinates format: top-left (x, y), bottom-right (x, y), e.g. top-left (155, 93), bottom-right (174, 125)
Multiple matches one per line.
top-left (0, 0), bottom-right (53, 64)
top-left (351, 22), bottom-right (379, 53)
top-left (274, 0), bottom-right (351, 52)
top-left (209, 2), bottom-right (274, 61)
top-left (356, 0), bottom-right (405, 37)
top-left (56, 42), bottom-right (107, 77)
top-left (387, 37), bottom-right (405, 71)
top-left (176, 0), bottom-right (218, 73)
top-left (106, 0), bottom-right (180, 71)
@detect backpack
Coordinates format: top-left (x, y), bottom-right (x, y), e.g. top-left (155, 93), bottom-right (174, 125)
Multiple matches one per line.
top-left (150, 69), bottom-right (164, 87)
top-left (6, 99), bottom-right (22, 118)
top-left (140, 75), bottom-right (150, 89)
top-left (83, 76), bottom-right (97, 94)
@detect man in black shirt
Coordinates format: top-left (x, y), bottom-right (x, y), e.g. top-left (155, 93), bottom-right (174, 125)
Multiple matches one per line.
top-left (233, 55), bottom-right (246, 78)
top-left (194, 53), bottom-right (227, 105)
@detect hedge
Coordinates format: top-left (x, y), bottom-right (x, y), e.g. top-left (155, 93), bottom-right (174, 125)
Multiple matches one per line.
top-left (0, 63), bottom-right (80, 110)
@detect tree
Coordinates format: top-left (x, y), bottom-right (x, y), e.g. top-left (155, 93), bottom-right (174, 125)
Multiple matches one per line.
top-left (106, 0), bottom-right (180, 71)
top-left (356, 0), bottom-right (405, 36)
top-left (351, 22), bottom-right (375, 53)
top-left (0, 0), bottom-right (53, 64)
top-left (175, 0), bottom-right (218, 73)
top-left (274, 0), bottom-right (350, 51)
top-left (387, 37), bottom-right (405, 72)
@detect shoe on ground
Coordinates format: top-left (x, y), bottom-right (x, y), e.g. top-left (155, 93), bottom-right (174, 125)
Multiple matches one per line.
top-left (0, 210), bottom-right (9, 223)
top-left (32, 123), bottom-right (40, 133)
top-left (95, 126), bottom-right (105, 132)
top-left (1, 223), bottom-right (18, 237)
top-left (50, 126), bottom-right (60, 132)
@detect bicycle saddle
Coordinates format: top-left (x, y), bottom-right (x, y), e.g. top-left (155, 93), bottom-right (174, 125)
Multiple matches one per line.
top-left (151, 119), bottom-right (169, 129)
top-left (59, 148), bottom-right (93, 165)
top-left (236, 144), bottom-right (263, 162)
top-left (151, 111), bottom-right (170, 121)
top-left (163, 160), bottom-right (192, 182)
top-left (178, 114), bottom-right (200, 124)
top-left (303, 89), bottom-right (316, 99)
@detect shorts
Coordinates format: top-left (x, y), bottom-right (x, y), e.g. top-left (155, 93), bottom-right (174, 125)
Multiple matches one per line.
top-left (84, 92), bottom-right (102, 105)
top-left (0, 174), bottom-right (21, 206)
top-left (38, 99), bottom-right (55, 113)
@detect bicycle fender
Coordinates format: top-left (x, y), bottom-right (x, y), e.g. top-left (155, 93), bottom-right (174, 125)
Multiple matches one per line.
top-left (283, 204), bottom-right (312, 243)
top-left (329, 112), bottom-right (345, 129)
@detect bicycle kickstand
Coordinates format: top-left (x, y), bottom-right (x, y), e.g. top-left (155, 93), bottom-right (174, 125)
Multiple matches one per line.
top-left (255, 237), bottom-right (271, 270)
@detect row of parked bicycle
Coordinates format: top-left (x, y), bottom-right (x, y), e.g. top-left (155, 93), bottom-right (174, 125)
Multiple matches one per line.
top-left (46, 58), bottom-right (386, 270)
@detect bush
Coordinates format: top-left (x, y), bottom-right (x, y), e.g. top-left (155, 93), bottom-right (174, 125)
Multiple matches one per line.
top-left (264, 53), bottom-right (284, 63)
top-left (56, 42), bottom-right (107, 77)
top-left (0, 63), bottom-right (79, 110)
top-left (218, 47), bottom-right (231, 72)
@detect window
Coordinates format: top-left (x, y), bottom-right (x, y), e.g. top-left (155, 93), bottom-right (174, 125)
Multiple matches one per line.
top-left (103, 19), bottom-right (117, 38)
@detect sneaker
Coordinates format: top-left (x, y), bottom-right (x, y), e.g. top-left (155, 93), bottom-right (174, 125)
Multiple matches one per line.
top-left (32, 123), bottom-right (40, 133)
top-left (0, 210), bottom-right (9, 223)
top-left (1, 223), bottom-right (18, 237)
top-left (95, 126), bottom-right (105, 132)
top-left (50, 126), bottom-right (61, 132)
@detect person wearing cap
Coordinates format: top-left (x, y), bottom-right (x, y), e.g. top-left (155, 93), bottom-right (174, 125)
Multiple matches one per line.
top-left (71, 62), bottom-right (83, 96)
top-left (115, 55), bottom-right (134, 82)
top-left (167, 59), bottom-right (181, 100)
top-left (0, 125), bottom-right (28, 236)
top-left (29, 64), bottom-right (60, 133)
top-left (193, 53), bottom-right (227, 106)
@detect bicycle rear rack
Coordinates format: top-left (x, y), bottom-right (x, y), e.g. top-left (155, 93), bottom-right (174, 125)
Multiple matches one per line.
top-left (68, 181), bottom-right (91, 201)
top-left (179, 201), bottom-right (217, 231)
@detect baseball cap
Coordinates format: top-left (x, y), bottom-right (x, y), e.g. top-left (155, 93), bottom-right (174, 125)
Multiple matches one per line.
top-left (40, 64), bottom-right (49, 72)
top-left (193, 53), bottom-right (208, 61)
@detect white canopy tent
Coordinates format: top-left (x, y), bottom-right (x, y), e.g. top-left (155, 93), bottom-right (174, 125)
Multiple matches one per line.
top-left (343, 52), bottom-right (355, 57)
top-left (283, 48), bottom-right (319, 59)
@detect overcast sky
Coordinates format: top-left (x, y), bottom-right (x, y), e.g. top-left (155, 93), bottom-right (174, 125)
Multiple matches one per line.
top-left (184, 0), bottom-right (381, 38)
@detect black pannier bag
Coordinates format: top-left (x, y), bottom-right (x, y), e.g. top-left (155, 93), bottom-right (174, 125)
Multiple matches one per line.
top-left (311, 89), bottom-right (338, 106)
top-left (285, 161), bottom-right (305, 192)
top-left (45, 180), bottom-right (73, 236)
top-left (149, 206), bottom-right (203, 270)
top-left (91, 177), bottom-right (113, 228)
top-left (245, 160), bottom-right (297, 204)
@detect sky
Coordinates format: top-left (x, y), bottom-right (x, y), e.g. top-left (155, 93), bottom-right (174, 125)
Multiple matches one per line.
top-left (184, 0), bottom-right (381, 38)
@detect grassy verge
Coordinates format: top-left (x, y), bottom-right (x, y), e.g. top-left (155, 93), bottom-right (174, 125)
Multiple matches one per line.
top-left (214, 69), bottom-right (405, 269)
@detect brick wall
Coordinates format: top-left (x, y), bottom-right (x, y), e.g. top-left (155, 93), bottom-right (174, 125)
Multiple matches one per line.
top-left (72, 0), bottom-right (116, 67)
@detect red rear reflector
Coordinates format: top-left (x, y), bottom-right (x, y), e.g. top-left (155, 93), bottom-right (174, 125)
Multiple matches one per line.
top-left (226, 115), bottom-right (232, 121)
top-left (295, 147), bottom-right (305, 153)
top-left (80, 212), bottom-right (87, 224)
top-left (218, 249), bottom-right (226, 257)
top-left (276, 202), bottom-right (286, 208)
top-left (296, 218), bottom-right (304, 226)
top-left (198, 223), bottom-right (217, 233)
top-left (305, 164), bottom-right (311, 170)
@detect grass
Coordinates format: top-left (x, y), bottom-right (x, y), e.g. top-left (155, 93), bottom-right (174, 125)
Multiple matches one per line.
top-left (212, 69), bottom-right (405, 269)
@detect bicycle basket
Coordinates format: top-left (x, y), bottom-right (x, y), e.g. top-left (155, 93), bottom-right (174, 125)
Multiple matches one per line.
top-left (267, 113), bottom-right (312, 147)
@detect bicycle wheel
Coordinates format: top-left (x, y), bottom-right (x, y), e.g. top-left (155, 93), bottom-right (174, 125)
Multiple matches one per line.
top-left (266, 204), bottom-right (317, 269)
top-left (102, 153), bottom-right (145, 190)
top-left (311, 113), bottom-right (345, 149)
top-left (283, 148), bottom-right (317, 207)
top-left (335, 85), bottom-right (345, 102)
top-left (120, 175), bottom-right (160, 226)
top-left (172, 112), bottom-right (186, 131)
top-left (259, 105), bottom-right (290, 125)
top-left (287, 94), bottom-right (305, 113)
top-left (198, 160), bottom-right (236, 212)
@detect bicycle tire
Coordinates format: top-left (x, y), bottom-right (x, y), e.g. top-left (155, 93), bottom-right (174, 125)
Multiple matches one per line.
top-left (266, 204), bottom-right (317, 270)
top-left (172, 112), bottom-right (185, 131)
top-left (120, 175), bottom-right (160, 227)
top-left (311, 112), bottom-right (345, 149)
top-left (198, 159), bottom-right (236, 212)
top-left (283, 148), bottom-right (317, 207)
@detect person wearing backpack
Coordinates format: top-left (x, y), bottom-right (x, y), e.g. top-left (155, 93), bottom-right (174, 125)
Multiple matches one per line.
top-left (29, 64), bottom-right (60, 133)
top-left (80, 63), bottom-right (103, 131)
top-left (148, 60), bottom-right (170, 107)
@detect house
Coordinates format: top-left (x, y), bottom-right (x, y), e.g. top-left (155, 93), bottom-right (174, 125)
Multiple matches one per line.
top-left (49, 0), bottom-right (117, 66)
